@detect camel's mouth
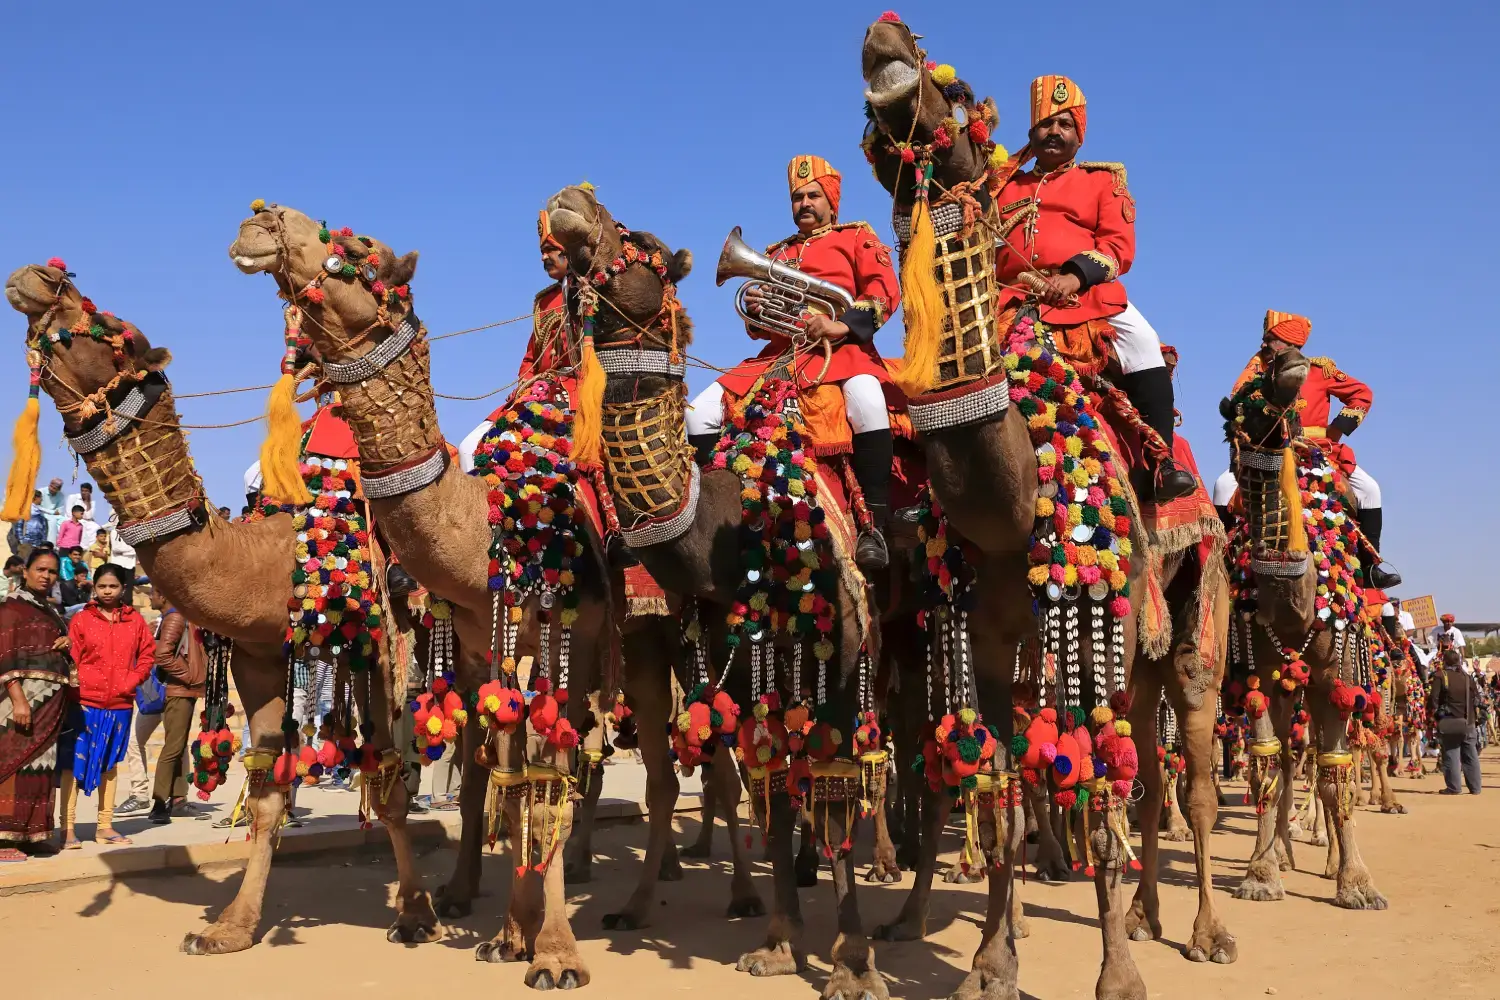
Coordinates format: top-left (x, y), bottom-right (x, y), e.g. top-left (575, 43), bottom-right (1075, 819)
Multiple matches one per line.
top-left (228, 240), bottom-right (280, 274)
top-left (865, 57), bottom-right (920, 107)
top-left (3, 273), bottom-right (51, 316)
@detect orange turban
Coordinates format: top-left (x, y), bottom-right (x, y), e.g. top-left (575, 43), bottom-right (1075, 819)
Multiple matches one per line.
top-left (537, 209), bottom-right (562, 252)
top-left (1030, 75), bottom-right (1087, 142)
top-left (1263, 310), bottom-right (1312, 347)
top-left (788, 155), bottom-right (841, 215)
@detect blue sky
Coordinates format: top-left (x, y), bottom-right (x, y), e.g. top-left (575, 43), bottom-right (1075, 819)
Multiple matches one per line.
top-left (1, 1), bottom-right (1493, 616)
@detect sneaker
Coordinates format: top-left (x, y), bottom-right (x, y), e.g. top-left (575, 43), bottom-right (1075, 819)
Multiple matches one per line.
top-left (117, 796), bottom-right (151, 815)
top-left (408, 798), bottom-right (430, 815)
top-left (149, 799), bottom-right (172, 825)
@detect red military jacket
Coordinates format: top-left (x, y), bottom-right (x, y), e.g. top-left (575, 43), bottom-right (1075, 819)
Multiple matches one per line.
top-left (994, 160), bottom-right (1136, 324)
top-left (718, 222), bottom-right (900, 395)
top-left (518, 283), bottom-right (570, 384)
top-left (1234, 354), bottom-right (1373, 468)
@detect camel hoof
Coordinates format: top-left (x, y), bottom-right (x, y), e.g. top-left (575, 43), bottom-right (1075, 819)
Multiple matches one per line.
top-left (530, 970), bottom-right (555, 991)
top-left (864, 861), bottom-right (902, 884)
top-left (601, 911), bottom-right (643, 931)
top-left (1309, 833), bottom-right (1328, 847)
top-left (942, 865), bottom-right (986, 885)
top-left (476, 939), bottom-right (526, 964)
top-left (895, 845), bottom-right (919, 870)
top-left (874, 918), bottom-right (924, 942)
top-left (680, 840), bottom-right (711, 859)
top-left (1381, 804), bottom-right (1407, 815)
top-left (434, 886), bottom-right (473, 919)
top-left (726, 894), bottom-right (767, 919)
top-left (1186, 931), bottom-right (1238, 964)
top-left (1161, 827), bottom-right (1193, 842)
top-left (558, 970), bottom-right (582, 990)
top-left (658, 854), bottom-right (685, 882)
top-left (1013, 915), bottom-right (1031, 939)
top-left (1231, 878), bottom-right (1284, 902)
top-left (822, 965), bottom-right (890, 1000)
top-left (386, 917), bottom-right (441, 945)
top-left (1335, 885), bottom-right (1389, 910)
top-left (1032, 860), bottom-right (1070, 884)
top-left (736, 946), bottom-right (801, 977)
top-left (795, 860), bottom-right (819, 888)
top-left (180, 928), bottom-right (253, 956)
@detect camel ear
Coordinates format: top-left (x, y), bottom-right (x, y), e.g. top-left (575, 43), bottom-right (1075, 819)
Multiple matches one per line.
top-left (384, 251), bottom-right (418, 288)
top-left (142, 347), bottom-right (172, 371)
top-left (1218, 396), bottom-right (1236, 421)
top-left (668, 249), bottom-right (693, 283)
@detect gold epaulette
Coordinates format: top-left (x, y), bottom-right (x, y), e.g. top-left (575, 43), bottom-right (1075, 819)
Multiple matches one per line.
top-left (765, 221), bottom-right (874, 255)
top-left (1307, 356), bottom-right (1346, 379)
top-left (533, 281), bottom-right (561, 307)
top-left (1078, 161), bottom-right (1129, 194)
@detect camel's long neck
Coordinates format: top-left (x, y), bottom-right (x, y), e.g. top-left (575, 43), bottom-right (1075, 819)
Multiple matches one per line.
top-left (898, 197), bottom-right (1007, 392)
top-left (47, 382), bottom-right (289, 645)
top-left (599, 373), bottom-right (735, 601)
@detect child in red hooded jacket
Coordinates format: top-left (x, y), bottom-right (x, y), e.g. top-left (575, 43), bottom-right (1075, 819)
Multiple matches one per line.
top-left (59, 563), bottom-right (155, 847)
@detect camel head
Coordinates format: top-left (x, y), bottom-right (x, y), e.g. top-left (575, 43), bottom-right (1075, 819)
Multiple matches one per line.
top-left (1223, 344), bottom-right (1311, 451)
top-left (544, 185), bottom-right (694, 353)
top-left (229, 203), bottom-right (419, 353)
top-left (861, 15), bottom-right (997, 206)
top-left (5, 262), bottom-right (171, 431)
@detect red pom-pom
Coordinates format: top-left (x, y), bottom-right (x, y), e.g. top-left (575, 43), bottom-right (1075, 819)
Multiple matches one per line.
top-left (47, 257), bottom-right (66, 270)
top-left (878, 10), bottom-right (901, 22)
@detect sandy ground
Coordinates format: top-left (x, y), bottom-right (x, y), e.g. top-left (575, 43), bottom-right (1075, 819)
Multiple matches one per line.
top-left (4, 750), bottom-right (1498, 1000)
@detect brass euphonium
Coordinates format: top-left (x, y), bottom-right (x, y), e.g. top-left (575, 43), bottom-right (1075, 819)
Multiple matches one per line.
top-left (716, 226), bottom-right (854, 340)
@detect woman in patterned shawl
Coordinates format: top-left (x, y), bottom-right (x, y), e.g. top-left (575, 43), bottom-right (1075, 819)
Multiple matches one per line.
top-left (0, 549), bottom-right (71, 859)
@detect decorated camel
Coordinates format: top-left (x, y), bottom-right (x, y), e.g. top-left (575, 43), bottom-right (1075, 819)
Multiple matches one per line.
top-left (1221, 340), bottom-right (1389, 910)
top-left (858, 16), bottom-right (1234, 998)
top-left (2, 262), bottom-right (435, 951)
top-left (228, 206), bottom-right (697, 987)
top-left (540, 183), bottom-right (902, 1000)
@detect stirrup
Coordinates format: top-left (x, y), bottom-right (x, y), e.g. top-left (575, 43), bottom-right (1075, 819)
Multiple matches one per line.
top-left (1369, 563), bottom-right (1402, 589)
top-left (1154, 458), bottom-right (1197, 502)
top-left (856, 528), bottom-right (889, 572)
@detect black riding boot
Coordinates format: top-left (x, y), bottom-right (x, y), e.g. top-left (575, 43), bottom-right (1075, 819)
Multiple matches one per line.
top-left (386, 563), bottom-right (418, 598)
top-left (1117, 367), bottom-right (1196, 502)
top-left (1356, 506), bottom-right (1401, 589)
top-left (851, 429), bottom-right (894, 571)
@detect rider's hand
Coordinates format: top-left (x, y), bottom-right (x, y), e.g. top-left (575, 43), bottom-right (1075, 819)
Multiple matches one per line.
top-left (743, 285), bottom-right (767, 316)
top-left (802, 315), bottom-right (850, 342)
top-left (1042, 273), bottom-right (1082, 306)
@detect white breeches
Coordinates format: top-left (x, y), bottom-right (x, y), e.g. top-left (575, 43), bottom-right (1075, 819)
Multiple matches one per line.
top-left (1347, 465), bottom-right (1380, 508)
top-left (1111, 301), bottom-right (1167, 374)
top-left (1209, 465), bottom-right (1381, 509)
top-left (686, 373), bottom-right (890, 437)
top-left (458, 418), bottom-right (490, 474)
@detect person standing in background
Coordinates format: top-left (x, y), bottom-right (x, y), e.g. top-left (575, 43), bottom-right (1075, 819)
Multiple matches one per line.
top-left (58, 547), bottom-right (93, 608)
top-left (119, 588), bottom-right (169, 815)
top-left (4, 557), bottom-right (24, 595)
top-left (18, 492), bottom-right (49, 558)
top-left (59, 564), bottom-right (156, 846)
top-left (1429, 648), bottom-right (1482, 795)
top-left (63, 483), bottom-right (94, 524)
top-left (86, 529), bottom-right (110, 571)
top-left (56, 506), bottom-right (86, 552)
top-left (148, 598), bottom-right (204, 823)
top-left (39, 478), bottom-right (64, 544)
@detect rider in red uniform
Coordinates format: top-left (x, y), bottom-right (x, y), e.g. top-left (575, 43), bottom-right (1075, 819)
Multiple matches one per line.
top-left (686, 156), bottom-right (901, 569)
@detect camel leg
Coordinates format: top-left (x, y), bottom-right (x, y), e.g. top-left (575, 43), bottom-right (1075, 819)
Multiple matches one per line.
top-left (682, 760), bottom-right (717, 859)
top-left (1232, 690), bottom-right (1293, 901)
top-left (1161, 764), bottom-right (1192, 841)
top-left (948, 805), bottom-right (1023, 1000)
top-left (603, 625), bottom-right (683, 930)
top-left (475, 805), bottom-right (534, 964)
top-left (820, 807), bottom-right (889, 1000)
top-left (1351, 744), bottom-right (1371, 806)
top-left (563, 694), bottom-right (606, 885)
top-left (875, 782), bottom-right (949, 941)
top-left (1088, 805), bottom-right (1148, 1000)
top-left (864, 763), bottom-right (902, 884)
top-left (1306, 698), bottom-right (1386, 909)
top-left (181, 653), bottom-right (287, 956)
top-left (524, 824), bottom-right (590, 989)
top-left (436, 712), bottom-right (488, 919)
top-left (1274, 748), bottom-right (1296, 873)
top-left (1025, 779), bottom-right (1070, 882)
top-left (1126, 668), bottom-right (1165, 945)
top-left (1373, 745), bottom-right (1404, 814)
top-left (1177, 688), bottom-right (1236, 964)
top-left (713, 753), bottom-right (765, 918)
top-left (796, 819), bottom-right (820, 887)
top-left (362, 669), bottom-right (441, 945)
top-left (735, 794), bottom-right (805, 977)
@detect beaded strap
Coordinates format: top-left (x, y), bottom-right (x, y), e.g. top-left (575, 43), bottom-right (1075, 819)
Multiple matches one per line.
top-left (117, 503), bottom-right (204, 547)
top-left (360, 446), bottom-right (446, 500)
top-left (67, 386), bottom-right (149, 455)
top-left (621, 463), bottom-right (700, 548)
top-left (597, 348), bottom-right (686, 381)
top-left (907, 377), bottom-right (1010, 432)
top-left (322, 316), bottom-right (420, 384)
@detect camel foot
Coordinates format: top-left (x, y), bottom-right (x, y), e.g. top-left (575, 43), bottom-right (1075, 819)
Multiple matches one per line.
top-left (1124, 899), bottom-right (1161, 942)
top-left (658, 848), bottom-right (685, 882)
top-left (475, 937), bottom-right (529, 964)
top-left (1012, 911), bottom-right (1030, 939)
top-left (864, 855), bottom-right (902, 884)
top-left (725, 892), bottom-right (767, 919)
top-left (180, 923), bottom-right (255, 956)
top-left (1161, 825), bottom-right (1193, 842)
top-left (1335, 881), bottom-right (1389, 911)
top-left (1231, 874), bottom-right (1284, 902)
top-left (434, 884), bottom-right (474, 919)
top-left (947, 967), bottom-right (1020, 1000)
top-left (525, 949), bottom-right (590, 990)
top-left (823, 963), bottom-right (889, 1000)
top-left (1031, 857), bottom-right (1070, 884)
top-left (563, 856), bottom-right (592, 885)
top-left (1095, 963), bottom-right (1148, 1000)
top-left (874, 913), bottom-right (924, 942)
top-left (680, 836), bottom-right (712, 860)
top-left (942, 864), bottom-right (987, 885)
top-left (601, 908), bottom-right (647, 931)
top-left (895, 842), bottom-right (919, 871)
top-left (386, 891), bottom-right (443, 944)
top-left (1309, 831), bottom-right (1328, 847)
top-left (795, 853), bottom-right (819, 888)
top-left (1287, 821), bottom-right (1305, 840)
top-left (1185, 924), bottom-right (1238, 964)
top-left (1381, 803), bottom-right (1407, 815)
top-left (736, 942), bottom-right (803, 977)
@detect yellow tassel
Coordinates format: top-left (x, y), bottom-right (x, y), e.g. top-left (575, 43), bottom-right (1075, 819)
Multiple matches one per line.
top-left (1278, 446), bottom-right (1307, 555)
top-left (258, 373), bottom-right (311, 505)
top-left (894, 195), bottom-right (946, 398)
top-left (1, 395), bottom-right (41, 523)
top-left (571, 337), bottom-right (605, 468)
